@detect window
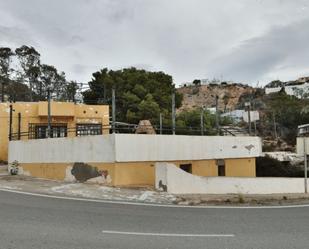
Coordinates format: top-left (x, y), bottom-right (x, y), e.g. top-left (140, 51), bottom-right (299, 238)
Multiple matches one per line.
top-left (179, 164), bottom-right (192, 174)
top-left (76, 124), bottom-right (102, 136)
top-left (217, 159), bottom-right (225, 176)
top-left (29, 124), bottom-right (67, 139)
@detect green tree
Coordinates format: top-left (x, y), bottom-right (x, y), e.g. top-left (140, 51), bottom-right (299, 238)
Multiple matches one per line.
top-left (83, 67), bottom-right (183, 124)
top-left (40, 64), bottom-right (67, 100)
top-left (192, 79), bottom-right (201, 86)
top-left (15, 45), bottom-right (41, 101)
top-left (0, 47), bottom-right (14, 101)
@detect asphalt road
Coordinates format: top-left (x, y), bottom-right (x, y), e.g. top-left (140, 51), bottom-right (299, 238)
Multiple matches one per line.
top-left (0, 190), bottom-right (309, 249)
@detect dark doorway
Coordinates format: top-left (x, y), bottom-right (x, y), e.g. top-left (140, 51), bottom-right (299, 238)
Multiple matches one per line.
top-left (217, 159), bottom-right (226, 176)
top-left (180, 164), bottom-right (192, 174)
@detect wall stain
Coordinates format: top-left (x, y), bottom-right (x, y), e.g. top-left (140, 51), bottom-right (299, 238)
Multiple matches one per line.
top-left (158, 180), bottom-right (167, 192)
top-left (71, 162), bottom-right (108, 182)
top-left (245, 144), bottom-right (255, 152)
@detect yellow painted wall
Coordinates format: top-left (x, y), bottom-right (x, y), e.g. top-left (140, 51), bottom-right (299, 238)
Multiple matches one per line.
top-left (15, 158), bottom-right (256, 186)
top-left (114, 162), bottom-right (155, 186)
top-left (192, 160), bottom-right (219, 176)
top-left (20, 163), bottom-right (117, 184)
top-left (0, 102), bottom-right (109, 162)
top-left (225, 158), bottom-right (256, 177)
top-left (20, 163), bottom-right (68, 180)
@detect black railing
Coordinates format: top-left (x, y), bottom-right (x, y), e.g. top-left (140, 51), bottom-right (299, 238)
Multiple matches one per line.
top-left (10, 123), bottom-right (246, 141)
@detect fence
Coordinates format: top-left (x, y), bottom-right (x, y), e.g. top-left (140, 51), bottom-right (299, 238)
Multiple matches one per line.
top-left (10, 122), bottom-right (247, 141)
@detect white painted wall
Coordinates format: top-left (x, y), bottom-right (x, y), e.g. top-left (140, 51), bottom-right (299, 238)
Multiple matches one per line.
top-left (114, 134), bottom-right (262, 162)
top-left (9, 134), bottom-right (262, 163)
top-left (296, 137), bottom-right (309, 155)
top-left (156, 163), bottom-right (309, 194)
top-left (265, 83), bottom-right (309, 98)
top-left (8, 135), bottom-right (115, 163)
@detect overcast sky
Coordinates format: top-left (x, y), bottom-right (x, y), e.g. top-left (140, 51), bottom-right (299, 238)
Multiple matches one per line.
top-left (0, 0), bottom-right (308, 86)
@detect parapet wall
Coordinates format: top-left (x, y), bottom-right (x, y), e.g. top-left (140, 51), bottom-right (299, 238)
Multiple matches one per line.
top-left (156, 163), bottom-right (308, 194)
top-left (9, 134), bottom-right (262, 164)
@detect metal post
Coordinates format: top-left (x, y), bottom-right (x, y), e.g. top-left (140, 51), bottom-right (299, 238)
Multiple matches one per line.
top-left (112, 88), bottom-right (116, 133)
top-left (18, 112), bottom-right (21, 140)
top-left (215, 95), bottom-right (219, 134)
top-left (304, 138), bottom-right (308, 193)
top-left (172, 92), bottom-right (176, 135)
top-left (273, 111), bottom-right (277, 140)
top-left (200, 109), bottom-right (204, 135)
top-left (29, 81), bottom-right (33, 102)
top-left (1, 82), bottom-right (4, 102)
top-left (159, 113), bottom-right (163, 135)
top-left (245, 102), bottom-right (251, 136)
top-left (9, 104), bottom-right (13, 141)
top-left (47, 88), bottom-right (51, 138)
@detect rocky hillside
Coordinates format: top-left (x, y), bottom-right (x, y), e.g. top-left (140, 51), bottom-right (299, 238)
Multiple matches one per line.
top-left (177, 82), bottom-right (257, 112)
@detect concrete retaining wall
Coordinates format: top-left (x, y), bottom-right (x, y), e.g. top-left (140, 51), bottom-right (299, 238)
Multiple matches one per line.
top-left (155, 163), bottom-right (309, 194)
top-left (9, 134), bottom-right (262, 163)
top-left (8, 135), bottom-right (115, 163)
top-left (114, 134), bottom-right (261, 161)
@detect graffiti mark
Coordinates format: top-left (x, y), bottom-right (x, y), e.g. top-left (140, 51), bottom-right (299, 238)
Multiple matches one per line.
top-left (158, 180), bottom-right (167, 192)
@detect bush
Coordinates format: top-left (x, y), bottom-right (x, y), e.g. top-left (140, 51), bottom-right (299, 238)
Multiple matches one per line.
top-left (256, 156), bottom-right (305, 177)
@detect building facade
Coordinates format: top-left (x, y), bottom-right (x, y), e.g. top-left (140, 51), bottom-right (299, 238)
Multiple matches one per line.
top-left (8, 134), bottom-right (262, 186)
top-left (0, 102), bottom-right (109, 162)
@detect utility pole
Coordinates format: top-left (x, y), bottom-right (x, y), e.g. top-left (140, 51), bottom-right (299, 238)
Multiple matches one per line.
top-left (304, 137), bottom-right (308, 193)
top-left (18, 112), bottom-right (21, 140)
top-left (47, 87), bottom-right (51, 138)
top-left (200, 108), bottom-right (204, 136)
top-left (172, 92), bottom-right (176, 135)
top-left (215, 95), bottom-right (219, 134)
top-left (245, 102), bottom-right (251, 135)
top-left (159, 113), bottom-right (163, 135)
top-left (1, 81), bottom-right (4, 102)
top-left (112, 87), bottom-right (116, 133)
top-left (273, 111), bottom-right (278, 140)
top-left (9, 104), bottom-right (13, 141)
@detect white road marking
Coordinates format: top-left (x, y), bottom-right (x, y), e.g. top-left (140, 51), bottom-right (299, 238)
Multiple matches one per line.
top-left (102, 230), bottom-right (235, 237)
top-left (1, 187), bottom-right (309, 209)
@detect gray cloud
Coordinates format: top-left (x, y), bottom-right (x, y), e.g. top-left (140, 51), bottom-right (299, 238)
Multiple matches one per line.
top-left (207, 18), bottom-right (309, 84)
top-left (0, 0), bottom-right (308, 85)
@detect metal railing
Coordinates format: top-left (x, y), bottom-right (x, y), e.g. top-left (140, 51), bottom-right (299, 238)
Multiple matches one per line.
top-left (10, 123), bottom-right (246, 141)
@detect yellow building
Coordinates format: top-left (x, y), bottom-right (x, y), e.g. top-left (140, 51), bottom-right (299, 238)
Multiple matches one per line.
top-left (0, 101), bottom-right (109, 162)
top-left (8, 134), bottom-right (262, 187)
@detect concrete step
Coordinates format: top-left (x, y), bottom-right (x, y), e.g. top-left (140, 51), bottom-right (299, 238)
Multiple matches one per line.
top-left (0, 165), bottom-right (8, 175)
